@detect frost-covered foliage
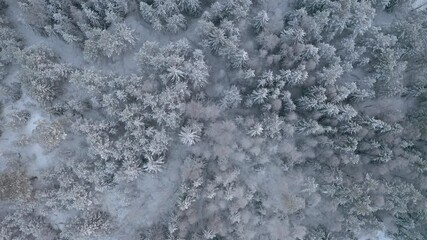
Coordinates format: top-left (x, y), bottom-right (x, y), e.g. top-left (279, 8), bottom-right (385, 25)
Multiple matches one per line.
top-left (18, 47), bottom-right (71, 105)
top-left (69, 39), bottom-right (209, 183)
top-left (0, 8), bottom-right (21, 81)
top-left (33, 120), bottom-right (67, 150)
top-left (0, 169), bottom-right (31, 201)
top-left (139, 0), bottom-right (201, 32)
top-left (17, 0), bottom-right (136, 61)
top-left (1, 0), bottom-right (427, 239)
top-left (18, 0), bottom-right (132, 44)
top-left (83, 23), bottom-right (135, 61)
top-left (0, 206), bottom-right (59, 240)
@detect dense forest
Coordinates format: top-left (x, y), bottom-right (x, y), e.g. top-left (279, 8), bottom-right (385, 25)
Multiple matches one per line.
top-left (0, 0), bottom-right (427, 239)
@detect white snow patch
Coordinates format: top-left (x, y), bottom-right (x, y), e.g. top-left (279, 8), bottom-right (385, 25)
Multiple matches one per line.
top-left (358, 230), bottom-right (392, 240)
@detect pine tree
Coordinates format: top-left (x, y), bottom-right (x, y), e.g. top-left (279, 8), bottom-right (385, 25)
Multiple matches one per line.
top-left (177, 0), bottom-right (200, 15)
top-left (220, 86), bottom-right (242, 109)
top-left (179, 124), bottom-right (201, 145)
top-left (83, 23), bottom-right (135, 61)
top-left (19, 47), bottom-right (71, 105)
top-left (253, 10), bottom-right (269, 32)
top-left (296, 119), bottom-right (327, 135)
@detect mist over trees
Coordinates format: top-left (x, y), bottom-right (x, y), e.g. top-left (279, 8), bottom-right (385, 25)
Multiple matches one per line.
top-left (0, 0), bottom-right (427, 239)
